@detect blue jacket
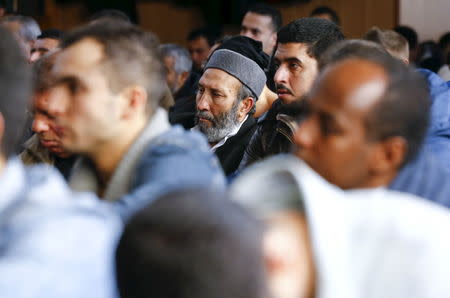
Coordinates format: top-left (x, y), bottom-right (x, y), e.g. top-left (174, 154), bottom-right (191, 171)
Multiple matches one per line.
top-left (418, 69), bottom-right (450, 173)
top-left (69, 109), bottom-right (227, 221)
top-left (113, 126), bottom-right (227, 220)
top-left (0, 159), bottom-right (122, 298)
top-left (389, 69), bottom-right (450, 207)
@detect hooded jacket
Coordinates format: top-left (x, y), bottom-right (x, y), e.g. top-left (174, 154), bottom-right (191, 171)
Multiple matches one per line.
top-left (231, 155), bottom-right (450, 298)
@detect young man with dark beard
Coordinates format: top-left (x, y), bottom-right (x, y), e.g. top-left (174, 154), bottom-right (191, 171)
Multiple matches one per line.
top-left (240, 18), bottom-right (344, 168)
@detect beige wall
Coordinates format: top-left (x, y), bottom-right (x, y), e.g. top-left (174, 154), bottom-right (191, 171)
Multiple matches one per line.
top-left (400, 0), bottom-right (450, 41)
top-left (37, 0), bottom-right (397, 45)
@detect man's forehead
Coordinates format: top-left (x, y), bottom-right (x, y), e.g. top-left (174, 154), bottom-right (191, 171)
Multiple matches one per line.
top-left (189, 36), bottom-right (209, 48)
top-left (275, 42), bottom-right (312, 60)
top-left (200, 68), bottom-right (240, 90)
top-left (55, 38), bottom-right (104, 73)
top-left (35, 37), bottom-right (59, 48)
top-left (243, 12), bottom-right (273, 31)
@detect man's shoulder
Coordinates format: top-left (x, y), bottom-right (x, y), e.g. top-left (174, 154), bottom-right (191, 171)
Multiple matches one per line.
top-left (14, 163), bottom-right (121, 231)
top-left (145, 125), bottom-right (210, 153)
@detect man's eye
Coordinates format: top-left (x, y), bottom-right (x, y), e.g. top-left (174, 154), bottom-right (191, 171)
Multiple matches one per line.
top-left (273, 62), bottom-right (280, 69)
top-left (67, 82), bottom-right (80, 94)
top-left (289, 63), bottom-right (300, 70)
top-left (212, 92), bottom-right (222, 97)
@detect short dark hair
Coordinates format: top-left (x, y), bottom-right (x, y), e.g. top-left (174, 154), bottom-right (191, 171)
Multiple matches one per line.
top-left (394, 25), bottom-right (418, 50)
top-left (246, 3), bottom-right (282, 32)
top-left (277, 18), bottom-right (344, 64)
top-left (38, 29), bottom-right (64, 40)
top-left (310, 6), bottom-right (340, 26)
top-left (0, 27), bottom-right (32, 157)
top-left (89, 9), bottom-right (131, 24)
top-left (187, 27), bottom-right (220, 47)
top-left (116, 188), bottom-right (266, 298)
top-left (320, 40), bottom-right (430, 165)
top-left (61, 21), bottom-right (165, 113)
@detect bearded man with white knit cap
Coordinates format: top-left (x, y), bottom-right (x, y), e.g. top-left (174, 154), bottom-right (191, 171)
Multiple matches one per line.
top-left (194, 44), bottom-right (267, 175)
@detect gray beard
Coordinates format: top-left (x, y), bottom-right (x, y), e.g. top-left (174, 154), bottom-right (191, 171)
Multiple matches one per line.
top-left (196, 100), bottom-right (241, 143)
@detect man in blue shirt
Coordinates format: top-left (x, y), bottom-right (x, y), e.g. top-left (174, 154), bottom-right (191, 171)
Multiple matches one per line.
top-left (0, 26), bottom-right (121, 298)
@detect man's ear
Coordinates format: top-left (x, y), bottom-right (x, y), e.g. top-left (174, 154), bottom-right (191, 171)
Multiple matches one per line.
top-left (238, 96), bottom-right (255, 120)
top-left (369, 136), bottom-right (407, 174)
top-left (177, 71), bottom-right (190, 90)
top-left (120, 85), bottom-right (148, 119)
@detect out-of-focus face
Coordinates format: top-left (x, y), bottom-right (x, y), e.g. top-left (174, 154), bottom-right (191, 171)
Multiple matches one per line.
top-left (273, 43), bottom-right (318, 104)
top-left (240, 12), bottom-right (277, 55)
top-left (196, 68), bottom-right (251, 143)
top-left (30, 38), bottom-right (60, 63)
top-left (264, 211), bottom-right (315, 298)
top-left (48, 38), bottom-right (124, 155)
top-left (188, 36), bottom-right (211, 72)
top-left (293, 59), bottom-right (388, 189)
top-left (32, 91), bottom-right (70, 157)
top-left (3, 21), bottom-right (31, 59)
top-left (163, 55), bottom-right (186, 95)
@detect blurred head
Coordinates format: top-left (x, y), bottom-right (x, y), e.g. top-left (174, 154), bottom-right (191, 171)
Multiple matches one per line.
top-left (47, 21), bottom-right (165, 156)
top-left (231, 171), bottom-right (316, 298)
top-left (31, 52), bottom-right (70, 158)
top-left (160, 44), bottom-right (192, 95)
top-left (394, 25), bottom-right (418, 62)
top-left (416, 41), bottom-right (444, 73)
top-left (187, 27), bottom-right (218, 72)
top-left (274, 18), bottom-right (344, 104)
top-left (294, 54), bottom-right (430, 189)
top-left (29, 29), bottom-right (64, 63)
top-left (363, 27), bottom-right (409, 63)
top-left (240, 3), bottom-right (282, 55)
top-left (0, 26), bottom-right (32, 159)
top-left (89, 9), bottom-right (131, 24)
top-left (116, 189), bottom-right (266, 298)
top-left (196, 49), bottom-right (265, 143)
top-left (310, 6), bottom-right (341, 26)
top-left (1, 15), bottom-right (41, 59)
top-left (438, 32), bottom-right (450, 65)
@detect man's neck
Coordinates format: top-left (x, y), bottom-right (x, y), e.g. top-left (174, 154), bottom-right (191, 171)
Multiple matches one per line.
top-left (88, 118), bottom-right (147, 192)
top-left (0, 155), bottom-right (6, 176)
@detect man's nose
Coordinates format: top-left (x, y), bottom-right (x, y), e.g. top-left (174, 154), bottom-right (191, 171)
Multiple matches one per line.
top-left (32, 116), bottom-right (49, 133)
top-left (274, 65), bottom-right (288, 85)
top-left (196, 92), bottom-right (210, 112)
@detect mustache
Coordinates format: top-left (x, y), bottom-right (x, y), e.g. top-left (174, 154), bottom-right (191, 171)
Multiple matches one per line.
top-left (196, 110), bottom-right (216, 124)
top-left (276, 84), bottom-right (293, 95)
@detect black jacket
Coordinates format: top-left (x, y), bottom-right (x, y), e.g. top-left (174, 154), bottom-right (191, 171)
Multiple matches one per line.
top-left (239, 99), bottom-right (307, 168)
top-left (215, 116), bottom-right (258, 176)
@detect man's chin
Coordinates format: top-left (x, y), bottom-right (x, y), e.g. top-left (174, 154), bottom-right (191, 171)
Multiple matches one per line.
top-left (278, 93), bottom-right (299, 104)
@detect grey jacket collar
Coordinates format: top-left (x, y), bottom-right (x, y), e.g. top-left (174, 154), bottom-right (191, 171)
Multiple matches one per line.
top-left (69, 108), bottom-right (171, 201)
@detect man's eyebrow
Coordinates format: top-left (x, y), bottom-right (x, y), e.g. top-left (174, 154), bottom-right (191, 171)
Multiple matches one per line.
top-left (285, 57), bottom-right (303, 66)
top-left (53, 75), bottom-right (80, 86)
top-left (33, 106), bottom-right (54, 119)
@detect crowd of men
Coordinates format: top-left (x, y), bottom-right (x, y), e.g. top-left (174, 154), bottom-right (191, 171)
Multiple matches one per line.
top-left (1, 3), bottom-right (450, 298)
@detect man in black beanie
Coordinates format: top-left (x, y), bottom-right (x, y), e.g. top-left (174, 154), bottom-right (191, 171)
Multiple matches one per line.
top-left (194, 37), bottom-right (267, 176)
